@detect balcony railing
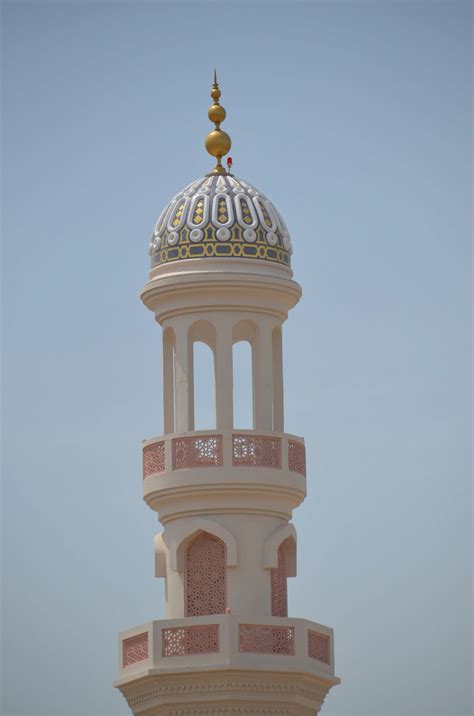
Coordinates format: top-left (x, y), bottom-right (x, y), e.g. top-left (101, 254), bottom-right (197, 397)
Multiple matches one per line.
top-left (117, 616), bottom-right (334, 676)
top-left (142, 430), bottom-right (306, 479)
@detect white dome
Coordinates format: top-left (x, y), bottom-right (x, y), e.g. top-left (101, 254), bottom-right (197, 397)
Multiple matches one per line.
top-left (149, 173), bottom-right (293, 270)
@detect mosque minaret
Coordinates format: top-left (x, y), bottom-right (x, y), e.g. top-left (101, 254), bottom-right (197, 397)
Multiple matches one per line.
top-left (115, 75), bottom-right (340, 715)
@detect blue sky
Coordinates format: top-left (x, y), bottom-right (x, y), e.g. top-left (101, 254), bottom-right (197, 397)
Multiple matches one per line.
top-left (2, 2), bottom-right (472, 715)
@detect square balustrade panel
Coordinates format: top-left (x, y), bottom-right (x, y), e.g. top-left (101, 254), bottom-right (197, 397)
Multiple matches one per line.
top-left (115, 615), bottom-right (339, 716)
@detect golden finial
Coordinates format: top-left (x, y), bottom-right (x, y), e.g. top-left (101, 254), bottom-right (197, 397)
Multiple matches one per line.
top-left (205, 70), bottom-right (231, 175)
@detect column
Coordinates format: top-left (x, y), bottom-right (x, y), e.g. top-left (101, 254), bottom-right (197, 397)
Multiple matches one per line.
top-left (162, 327), bottom-right (175, 434)
top-left (272, 324), bottom-right (284, 432)
top-left (174, 321), bottom-right (194, 433)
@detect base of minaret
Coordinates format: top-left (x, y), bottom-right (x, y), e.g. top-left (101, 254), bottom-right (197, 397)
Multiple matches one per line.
top-left (115, 616), bottom-right (339, 715)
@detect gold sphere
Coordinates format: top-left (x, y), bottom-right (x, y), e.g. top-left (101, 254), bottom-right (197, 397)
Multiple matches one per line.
top-left (205, 129), bottom-right (231, 157)
top-left (208, 103), bottom-right (226, 123)
top-left (211, 87), bottom-right (221, 101)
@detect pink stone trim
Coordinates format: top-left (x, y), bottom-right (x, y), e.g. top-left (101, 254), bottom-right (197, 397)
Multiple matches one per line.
top-left (185, 533), bottom-right (226, 616)
top-left (172, 435), bottom-right (223, 470)
top-left (271, 546), bottom-right (288, 617)
top-left (143, 441), bottom-right (165, 478)
top-left (162, 625), bottom-right (219, 656)
top-left (232, 435), bottom-right (281, 468)
top-left (288, 439), bottom-right (306, 476)
top-left (238, 624), bottom-right (294, 655)
top-left (122, 632), bottom-right (148, 666)
top-left (308, 630), bottom-right (330, 664)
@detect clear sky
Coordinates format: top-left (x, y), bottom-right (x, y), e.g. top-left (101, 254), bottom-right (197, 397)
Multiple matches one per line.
top-left (2, 1), bottom-right (472, 715)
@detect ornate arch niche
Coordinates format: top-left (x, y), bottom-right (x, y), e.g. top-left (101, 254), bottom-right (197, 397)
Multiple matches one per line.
top-left (184, 532), bottom-right (227, 617)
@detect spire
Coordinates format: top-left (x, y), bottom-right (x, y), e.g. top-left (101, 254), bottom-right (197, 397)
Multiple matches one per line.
top-left (205, 70), bottom-right (231, 175)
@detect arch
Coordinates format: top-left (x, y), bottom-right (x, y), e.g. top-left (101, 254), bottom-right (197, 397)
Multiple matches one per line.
top-left (188, 320), bottom-right (217, 430)
top-left (271, 544), bottom-right (288, 617)
top-left (169, 518), bottom-right (238, 572)
top-left (188, 320), bottom-right (217, 350)
top-left (184, 532), bottom-right (226, 616)
top-left (232, 320), bottom-right (257, 429)
top-left (263, 523), bottom-right (297, 577)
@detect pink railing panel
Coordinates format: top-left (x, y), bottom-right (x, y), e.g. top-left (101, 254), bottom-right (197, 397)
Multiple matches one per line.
top-left (143, 441), bottom-right (165, 478)
top-left (172, 435), bottom-right (223, 470)
top-left (238, 624), bottom-right (294, 655)
top-left (308, 630), bottom-right (330, 664)
top-left (232, 435), bottom-right (281, 468)
top-left (288, 439), bottom-right (306, 476)
top-left (122, 632), bottom-right (148, 666)
top-left (162, 624), bottom-right (219, 656)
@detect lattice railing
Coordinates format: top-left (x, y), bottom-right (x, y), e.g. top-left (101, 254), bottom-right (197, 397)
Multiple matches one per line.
top-left (238, 624), bottom-right (294, 655)
top-left (172, 435), bottom-right (223, 470)
top-left (162, 624), bottom-right (219, 656)
top-left (288, 439), bottom-right (306, 476)
top-left (232, 435), bottom-right (281, 468)
top-left (308, 630), bottom-right (330, 664)
top-left (122, 632), bottom-right (148, 666)
top-left (143, 441), bottom-right (165, 478)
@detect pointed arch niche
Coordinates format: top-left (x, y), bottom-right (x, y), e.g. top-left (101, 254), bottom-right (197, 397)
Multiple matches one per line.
top-left (184, 532), bottom-right (227, 616)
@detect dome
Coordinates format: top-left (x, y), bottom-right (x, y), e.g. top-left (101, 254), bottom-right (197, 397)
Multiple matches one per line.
top-left (148, 173), bottom-right (293, 270)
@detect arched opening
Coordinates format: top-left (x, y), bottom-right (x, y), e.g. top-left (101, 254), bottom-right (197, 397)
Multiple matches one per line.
top-left (232, 341), bottom-right (253, 428)
top-left (271, 545), bottom-right (288, 617)
top-left (193, 341), bottom-right (216, 430)
top-left (184, 532), bottom-right (226, 616)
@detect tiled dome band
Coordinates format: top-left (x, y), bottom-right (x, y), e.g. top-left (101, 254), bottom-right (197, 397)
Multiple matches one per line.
top-left (149, 175), bottom-right (293, 269)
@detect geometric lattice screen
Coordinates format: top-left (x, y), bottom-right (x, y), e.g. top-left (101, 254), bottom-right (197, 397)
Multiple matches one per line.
top-left (271, 544), bottom-right (288, 617)
top-left (185, 532), bottom-right (226, 616)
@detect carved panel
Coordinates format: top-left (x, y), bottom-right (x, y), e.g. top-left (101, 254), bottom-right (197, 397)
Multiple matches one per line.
top-left (185, 533), bottom-right (226, 616)
top-left (232, 435), bottom-right (281, 468)
top-left (271, 546), bottom-right (288, 617)
top-left (162, 624), bottom-right (219, 656)
top-left (143, 441), bottom-right (165, 478)
top-left (307, 630), bottom-right (330, 664)
top-left (122, 632), bottom-right (148, 666)
top-left (173, 435), bottom-right (223, 470)
top-left (288, 440), bottom-right (306, 476)
top-left (239, 624), bottom-right (295, 655)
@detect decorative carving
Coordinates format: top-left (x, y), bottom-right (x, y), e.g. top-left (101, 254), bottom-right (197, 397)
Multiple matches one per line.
top-left (185, 533), bottom-right (226, 616)
top-left (121, 669), bottom-right (331, 708)
top-left (232, 435), bottom-right (281, 468)
top-left (143, 441), bottom-right (165, 478)
top-left (271, 546), bottom-right (288, 617)
top-left (172, 435), bottom-right (223, 470)
top-left (288, 440), bottom-right (306, 476)
top-left (162, 625), bottom-right (219, 656)
top-left (308, 630), bottom-right (330, 664)
top-left (122, 632), bottom-right (148, 666)
top-left (149, 174), bottom-right (292, 269)
top-left (239, 624), bottom-right (294, 655)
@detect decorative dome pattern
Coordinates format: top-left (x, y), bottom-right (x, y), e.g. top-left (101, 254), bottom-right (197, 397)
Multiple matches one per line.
top-left (149, 174), bottom-right (293, 269)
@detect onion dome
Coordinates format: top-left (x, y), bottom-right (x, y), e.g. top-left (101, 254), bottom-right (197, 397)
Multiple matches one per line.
top-left (148, 73), bottom-right (293, 270)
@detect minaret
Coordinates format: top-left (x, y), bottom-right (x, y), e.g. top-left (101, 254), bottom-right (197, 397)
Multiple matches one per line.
top-left (115, 75), bottom-right (340, 716)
